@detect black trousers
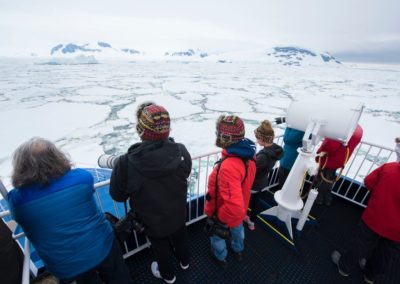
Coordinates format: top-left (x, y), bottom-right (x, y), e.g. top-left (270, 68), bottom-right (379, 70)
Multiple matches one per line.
top-left (340, 220), bottom-right (400, 279)
top-left (315, 168), bottom-right (336, 202)
top-left (249, 191), bottom-right (262, 222)
top-left (148, 224), bottom-right (190, 280)
top-left (62, 238), bottom-right (132, 284)
top-left (278, 167), bottom-right (290, 191)
top-left (0, 220), bottom-right (23, 284)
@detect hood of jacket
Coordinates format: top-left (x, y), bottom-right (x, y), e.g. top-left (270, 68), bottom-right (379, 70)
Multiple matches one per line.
top-left (127, 138), bottom-right (183, 178)
top-left (225, 138), bottom-right (256, 159)
top-left (261, 143), bottom-right (284, 160)
top-left (283, 128), bottom-right (304, 146)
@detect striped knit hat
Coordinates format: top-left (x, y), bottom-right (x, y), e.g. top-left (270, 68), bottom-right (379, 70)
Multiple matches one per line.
top-left (254, 120), bottom-right (274, 144)
top-left (136, 102), bottom-right (170, 141)
top-left (216, 115), bottom-right (245, 148)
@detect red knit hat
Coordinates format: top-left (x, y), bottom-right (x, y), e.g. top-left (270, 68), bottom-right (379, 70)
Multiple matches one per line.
top-left (216, 115), bottom-right (245, 148)
top-left (136, 103), bottom-right (170, 141)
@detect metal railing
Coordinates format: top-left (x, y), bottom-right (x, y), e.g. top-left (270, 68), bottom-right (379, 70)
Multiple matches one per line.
top-left (1, 137), bottom-right (397, 283)
top-left (330, 140), bottom-right (397, 207)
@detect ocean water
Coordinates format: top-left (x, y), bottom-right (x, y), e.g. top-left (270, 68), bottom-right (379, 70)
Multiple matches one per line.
top-left (0, 59), bottom-right (399, 187)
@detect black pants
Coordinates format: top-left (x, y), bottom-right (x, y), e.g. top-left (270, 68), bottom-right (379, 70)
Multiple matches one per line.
top-left (315, 168), bottom-right (336, 202)
top-left (339, 220), bottom-right (400, 279)
top-left (278, 167), bottom-right (290, 191)
top-left (0, 220), bottom-right (23, 284)
top-left (148, 224), bottom-right (190, 280)
top-left (62, 238), bottom-right (132, 284)
top-left (249, 191), bottom-right (261, 222)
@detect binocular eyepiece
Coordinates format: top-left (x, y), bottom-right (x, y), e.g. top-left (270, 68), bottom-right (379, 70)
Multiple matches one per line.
top-left (97, 154), bottom-right (121, 169)
top-left (274, 117), bottom-right (286, 125)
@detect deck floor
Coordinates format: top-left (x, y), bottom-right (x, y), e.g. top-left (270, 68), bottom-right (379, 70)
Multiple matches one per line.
top-left (126, 193), bottom-right (399, 284)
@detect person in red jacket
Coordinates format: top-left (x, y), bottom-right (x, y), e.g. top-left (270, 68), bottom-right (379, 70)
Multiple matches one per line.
top-left (315, 124), bottom-right (363, 206)
top-left (331, 161), bottom-right (400, 283)
top-left (204, 115), bottom-right (256, 267)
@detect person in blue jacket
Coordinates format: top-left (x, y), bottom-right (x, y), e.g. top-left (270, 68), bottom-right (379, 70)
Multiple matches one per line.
top-left (278, 127), bottom-right (305, 190)
top-left (7, 137), bottom-right (132, 284)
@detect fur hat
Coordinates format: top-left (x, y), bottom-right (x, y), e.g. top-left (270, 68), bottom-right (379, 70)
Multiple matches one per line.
top-left (136, 102), bottom-right (170, 141)
top-left (254, 120), bottom-right (274, 144)
top-left (215, 115), bottom-right (245, 148)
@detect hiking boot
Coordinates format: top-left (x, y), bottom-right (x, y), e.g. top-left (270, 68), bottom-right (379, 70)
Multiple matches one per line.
top-left (210, 251), bottom-right (228, 268)
top-left (331, 251), bottom-right (350, 277)
top-left (151, 262), bottom-right (176, 283)
top-left (233, 251), bottom-right (244, 262)
top-left (243, 216), bottom-right (255, 231)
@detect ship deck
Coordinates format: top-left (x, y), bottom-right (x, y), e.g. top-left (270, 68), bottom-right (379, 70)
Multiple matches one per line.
top-left (123, 191), bottom-right (399, 284)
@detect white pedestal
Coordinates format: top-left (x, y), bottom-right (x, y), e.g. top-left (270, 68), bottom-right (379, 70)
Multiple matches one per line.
top-left (261, 149), bottom-right (314, 239)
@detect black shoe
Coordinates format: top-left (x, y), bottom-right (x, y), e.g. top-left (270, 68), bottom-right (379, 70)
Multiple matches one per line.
top-left (331, 251), bottom-right (350, 277)
top-left (233, 251), bottom-right (244, 262)
top-left (325, 198), bottom-right (332, 206)
top-left (210, 251), bottom-right (228, 268)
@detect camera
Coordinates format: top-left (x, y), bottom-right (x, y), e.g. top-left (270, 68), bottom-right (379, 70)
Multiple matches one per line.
top-left (203, 217), bottom-right (231, 239)
top-left (114, 210), bottom-right (145, 234)
top-left (97, 154), bottom-right (121, 169)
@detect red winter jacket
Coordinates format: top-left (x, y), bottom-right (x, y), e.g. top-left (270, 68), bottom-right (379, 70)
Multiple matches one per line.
top-left (316, 124), bottom-right (363, 170)
top-left (204, 150), bottom-right (256, 228)
top-left (362, 162), bottom-right (400, 241)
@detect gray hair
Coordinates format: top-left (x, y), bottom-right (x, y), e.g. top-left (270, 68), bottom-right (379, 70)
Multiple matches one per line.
top-left (11, 137), bottom-right (71, 188)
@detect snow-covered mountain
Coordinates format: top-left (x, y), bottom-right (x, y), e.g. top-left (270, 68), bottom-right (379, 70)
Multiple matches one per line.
top-left (209, 46), bottom-right (341, 66)
top-left (267, 46), bottom-right (341, 65)
top-left (46, 42), bottom-right (341, 66)
top-left (50, 42), bottom-right (141, 57)
top-left (164, 49), bottom-right (208, 58)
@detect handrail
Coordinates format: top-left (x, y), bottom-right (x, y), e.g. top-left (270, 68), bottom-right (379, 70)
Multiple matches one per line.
top-left (0, 210), bottom-right (10, 218)
top-left (22, 238), bottom-right (30, 284)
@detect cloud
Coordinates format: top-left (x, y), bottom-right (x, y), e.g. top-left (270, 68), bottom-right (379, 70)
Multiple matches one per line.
top-left (0, 0), bottom-right (399, 62)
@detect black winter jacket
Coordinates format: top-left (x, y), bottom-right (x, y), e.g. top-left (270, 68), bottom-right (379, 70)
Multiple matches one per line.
top-left (109, 138), bottom-right (192, 238)
top-left (251, 143), bottom-right (284, 191)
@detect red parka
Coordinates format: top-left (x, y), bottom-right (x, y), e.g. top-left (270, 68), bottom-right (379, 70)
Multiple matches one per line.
top-left (362, 162), bottom-right (400, 241)
top-left (204, 150), bottom-right (256, 228)
top-left (317, 124), bottom-right (363, 170)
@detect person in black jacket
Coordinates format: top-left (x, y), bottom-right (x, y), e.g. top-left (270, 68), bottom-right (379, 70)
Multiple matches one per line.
top-left (244, 120), bottom-right (283, 230)
top-left (110, 102), bottom-right (192, 284)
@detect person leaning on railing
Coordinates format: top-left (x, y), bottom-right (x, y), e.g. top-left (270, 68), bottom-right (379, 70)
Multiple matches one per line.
top-left (7, 137), bottom-right (132, 284)
top-left (331, 159), bottom-right (400, 283)
top-left (245, 120), bottom-right (283, 231)
top-left (109, 102), bottom-right (192, 284)
top-left (314, 124), bottom-right (363, 206)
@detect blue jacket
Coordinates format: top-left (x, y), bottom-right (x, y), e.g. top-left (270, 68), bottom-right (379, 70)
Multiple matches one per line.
top-left (279, 128), bottom-right (304, 170)
top-left (8, 168), bottom-right (114, 279)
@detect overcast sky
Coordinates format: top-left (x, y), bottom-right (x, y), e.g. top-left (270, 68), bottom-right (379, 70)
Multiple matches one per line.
top-left (0, 0), bottom-right (399, 62)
